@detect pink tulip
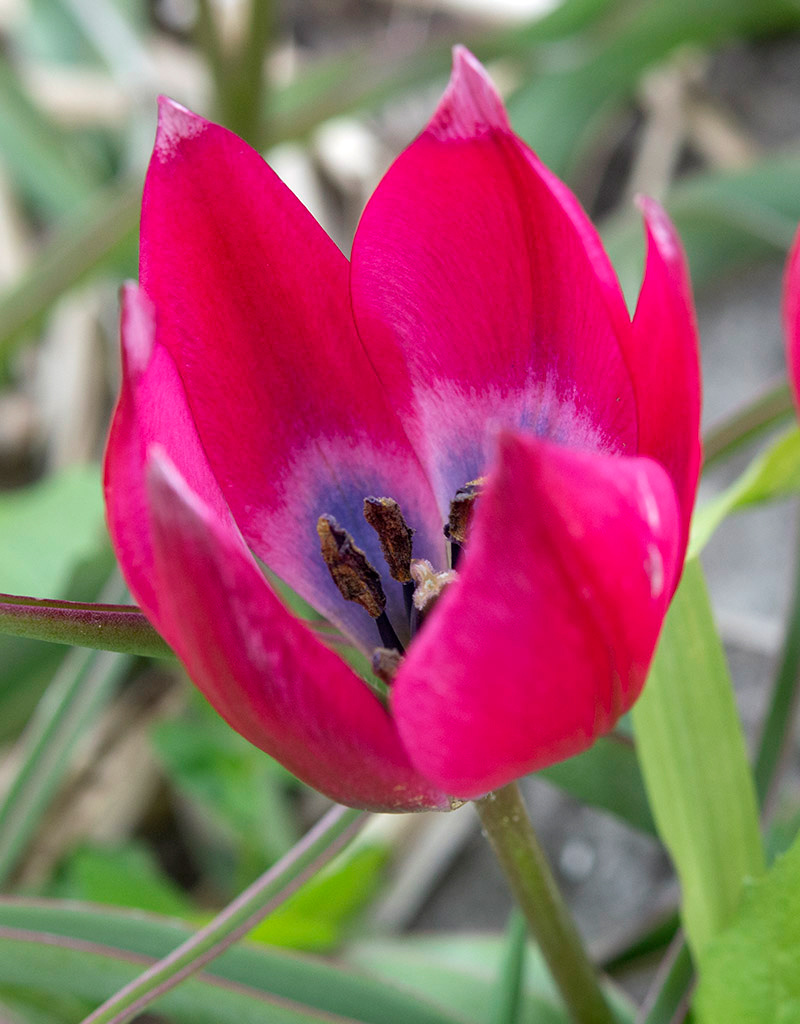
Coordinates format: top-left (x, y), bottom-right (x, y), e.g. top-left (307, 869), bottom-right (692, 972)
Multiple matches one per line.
top-left (104, 48), bottom-right (701, 811)
top-left (785, 229), bottom-right (800, 409)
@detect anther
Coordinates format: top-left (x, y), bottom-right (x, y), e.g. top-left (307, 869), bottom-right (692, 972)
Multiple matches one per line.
top-left (372, 646), bottom-right (403, 684)
top-left (317, 515), bottom-right (386, 619)
top-left (444, 477), bottom-right (485, 546)
top-left (363, 497), bottom-right (415, 582)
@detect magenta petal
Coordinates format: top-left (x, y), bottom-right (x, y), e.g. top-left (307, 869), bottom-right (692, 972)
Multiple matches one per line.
top-left (145, 452), bottom-right (452, 813)
top-left (629, 197), bottom-right (702, 554)
top-left (140, 98), bottom-right (444, 649)
top-left (104, 283), bottom-right (233, 622)
top-left (392, 432), bottom-right (681, 799)
top-left (784, 226), bottom-right (800, 411)
top-left (350, 47), bottom-right (638, 513)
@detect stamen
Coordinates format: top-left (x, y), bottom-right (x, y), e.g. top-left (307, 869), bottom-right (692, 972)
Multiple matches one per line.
top-left (372, 646), bottom-right (403, 684)
top-left (376, 611), bottom-right (404, 653)
top-left (444, 477), bottom-right (485, 545)
top-left (317, 515), bottom-right (386, 619)
top-left (363, 497), bottom-right (415, 582)
top-left (410, 558), bottom-right (457, 614)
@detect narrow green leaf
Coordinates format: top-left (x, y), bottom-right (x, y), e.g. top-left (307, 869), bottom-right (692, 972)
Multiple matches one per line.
top-left (0, 57), bottom-right (94, 217)
top-left (690, 426), bottom-right (800, 557)
top-left (641, 940), bottom-right (693, 1024)
top-left (632, 559), bottom-right (764, 959)
top-left (0, 640), bottom-right (129, 887)
top-left (702, 383), bottom-right (795, 468)
top-left (693, 830), bottom-right (800, 1024)
top-left (602, 152), bottom-right (800, 306)
top-left (80, 806), bottom-right (366, 1024)
top-left (347, 935), bottom-right (635, 1024)
top-left (0, 933), bottom-right (361, 1024)
top-left (0, 180), bottom-right (139, 363)
top-left (754, 516), bottom-right (800, 806)
top-left (0, 900), bottom-right (466, 1024)
top-left (489, 911), bottom-right (528, 1024)
top-left (509, 0), bottom-right (800, 175)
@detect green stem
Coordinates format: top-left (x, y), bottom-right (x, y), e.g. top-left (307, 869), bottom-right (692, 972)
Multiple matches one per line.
top-left (475, 783), bottom-right (616, 1024)
top-left (80, 804), bottom-right (365, 1024)
top-left (0, 593), bottom-right (173, 659)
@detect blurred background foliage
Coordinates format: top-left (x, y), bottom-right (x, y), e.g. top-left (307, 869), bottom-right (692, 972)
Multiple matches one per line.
top-left (3, 1), bottom-right (800, 1022)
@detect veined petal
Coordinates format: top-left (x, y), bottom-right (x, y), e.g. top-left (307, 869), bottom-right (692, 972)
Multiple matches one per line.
top-left (104, 283), bottom-right (233, 623)
top-left (140, 98), bottom-right (444, 649)
top-left (145, 452), bottom-right (452, 813)
top-left (629, 197), bottom-right (702, 554)
top-left (783, 225), bottom-right (800, 411)
top-left (350, 47), bottom-right (638, 515)
top-left (392, 432), bottom-right (681, 799)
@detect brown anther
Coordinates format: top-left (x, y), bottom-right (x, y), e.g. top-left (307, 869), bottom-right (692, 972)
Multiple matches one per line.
top-left (317, 515), bottom-right (386, 618)
top-left (372, 646), bottom-right (403, 684)
top-left (444, 476), bottom-right (485, 545)
top-left (363, 497), bottom-right (415, 583)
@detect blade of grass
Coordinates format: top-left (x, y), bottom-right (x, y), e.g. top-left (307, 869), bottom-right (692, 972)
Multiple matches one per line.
top-left (489, 910), bottom-right (528, 1024)
top-left (0, 642), bottom-right (129, 886)
top-left (0, 178), bottom-right (139, 364)
top-left (79, 804), bottom-right (366, 1024)
top-left (703, 383), bottom-right (795, 469)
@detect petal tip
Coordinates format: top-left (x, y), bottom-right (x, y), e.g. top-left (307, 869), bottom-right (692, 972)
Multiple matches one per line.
top-left (120, 283), bottom-right (155, 380)
top-left (428, 46), bottom-right (510, 141)
top-left (636, 194), bottom-right (681, 266)
top-left (154, 96), bottom-right (207, 162)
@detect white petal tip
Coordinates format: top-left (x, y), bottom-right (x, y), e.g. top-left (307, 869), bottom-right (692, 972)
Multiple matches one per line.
top-left (428, 47), bottom-right (510, 141)
top-left (154, 96), bottom-right (207, 161)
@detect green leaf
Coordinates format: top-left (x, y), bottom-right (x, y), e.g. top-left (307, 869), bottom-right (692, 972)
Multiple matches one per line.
top-left (0, 900), bottom-right (467, 1024)
top-left (602, 151), bottom-right (800, 307)
top-left (693, 831), bottom-right (800, 1024)
top-left (152, 689), bottom-right (298, 888)
top-left (0, 179), bottom-right (139, 365)
top-left (0, 466), bottom-right (106, 597)
top-left (346, 935), bottom-right (635, 1024)
top-left (509, 0), bottom-right (800, 176)
top-left (632, 559), bottom-right (764, 959)
top-left (252, 845), bottom-right (388, 952)
top-left (0, 56), bottom-right (94, 217)
top-left (48, 843), bottom-right (197, 919)
top-left (690, 426), bottom-right (800, 557)
top-left (538, 734), bottom-right (656, 835)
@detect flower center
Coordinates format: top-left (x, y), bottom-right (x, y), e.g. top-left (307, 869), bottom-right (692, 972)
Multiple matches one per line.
top-left (317, 482), bottom-right (483, 681)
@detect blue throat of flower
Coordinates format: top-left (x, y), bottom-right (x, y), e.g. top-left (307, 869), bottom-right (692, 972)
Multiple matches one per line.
top-left (316, 484), bottom-right (479, 679)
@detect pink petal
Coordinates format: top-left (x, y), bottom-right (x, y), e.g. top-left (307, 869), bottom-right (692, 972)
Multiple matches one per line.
top-left (104, 284), bottom-right (233, 622)
top-left (392, 432), bottom-right (681, 799)
top-left (140, 98), bottom-right (444, 649)
top-left (629, 197), bottom-right (702, 553)
top-left (783, 225), bottom-right (800, 411)
top-left (350, 47), bottom-right (638, 515)
top-left (145, 452), bottom-right (452, 812)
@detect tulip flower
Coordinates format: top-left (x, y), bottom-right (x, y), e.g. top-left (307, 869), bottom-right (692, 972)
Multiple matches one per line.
top-left (104, 47), bottom-right (701, 812)
top-left (785, 228), bottom-right (800, 410)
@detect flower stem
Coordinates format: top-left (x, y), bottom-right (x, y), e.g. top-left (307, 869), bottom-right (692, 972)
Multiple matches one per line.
top-left (475, 782), bottom-right (616, 1024)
